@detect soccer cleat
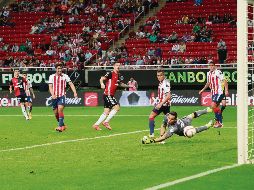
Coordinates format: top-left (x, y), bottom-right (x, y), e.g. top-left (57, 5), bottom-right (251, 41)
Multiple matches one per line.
top-left (61, 125), bottom-right (67, 131)
top-left (205, 120), bottom-right (214, 128)
top-left (55, 126), bottom-right (62, 132)
top-left (158, 141), bottom-right (166, 144)
top-left (93, 125), bottom-right (102, 131)
top-left (149, 134), bottom-right (155, 139)
top-left (55, 126), bottom-right (67, 132)
top-left (213, 121), bottom-right (223, 128)
top-left (206, 107), bottom-right (213, 113)
top-left (102, 122), bottom-right (112, 130)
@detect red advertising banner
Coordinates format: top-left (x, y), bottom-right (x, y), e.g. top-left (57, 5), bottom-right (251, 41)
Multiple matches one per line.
top-left (84, 92), bottom-right (98, 107)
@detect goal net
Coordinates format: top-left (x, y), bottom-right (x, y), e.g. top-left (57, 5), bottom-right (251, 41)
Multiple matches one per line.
top-left (238, 0), bottom-right (254, 164)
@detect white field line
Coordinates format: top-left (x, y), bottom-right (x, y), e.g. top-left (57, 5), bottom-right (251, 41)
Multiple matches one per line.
top-left (0, 114), bottom-right (149, 117)
top-left (0, 129), bottom-right (152, 153)
top-left (145, 164), bottom-right (241, 190)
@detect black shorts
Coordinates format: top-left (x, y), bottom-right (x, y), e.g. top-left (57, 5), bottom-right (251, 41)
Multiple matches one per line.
top-left (103, 94), bottom-right (118, 109)
top-left (152, 105), bottom-right (170, 115)
top-left (17, 94), bottom-right (27, 103)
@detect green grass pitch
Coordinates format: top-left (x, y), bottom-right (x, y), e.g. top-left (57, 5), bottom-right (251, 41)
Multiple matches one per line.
top-left (0, 106), bottom-right (253, 190)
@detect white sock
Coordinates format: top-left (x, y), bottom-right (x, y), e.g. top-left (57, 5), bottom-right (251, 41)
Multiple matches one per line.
top-left (21, 105), bottom-right (28, 119)
top-left (94, 113), bottom-right (107, 125)
top-left (105, 109), bottom-right (118, 123)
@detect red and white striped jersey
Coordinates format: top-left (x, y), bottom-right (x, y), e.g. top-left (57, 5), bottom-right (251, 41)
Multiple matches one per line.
top-left (158, 79), bottom-right (171, 106)
top-left (23, 80), bottom-right (32, 96)
top-left (207, 69), bottom-right (225, 95)
top-left (48, 73), bottom-right (71, 97)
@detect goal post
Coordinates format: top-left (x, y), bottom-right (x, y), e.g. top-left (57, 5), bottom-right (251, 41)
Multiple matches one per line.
top-left (237, 0), bottom-right (253, 164)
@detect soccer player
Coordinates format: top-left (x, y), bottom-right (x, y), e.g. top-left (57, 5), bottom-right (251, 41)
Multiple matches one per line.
top-left (199, 62), bottom-right (229, 128)
top-left (9, 69), bottom-right (29, 120)
top-left (22, 71), bottom-right (35, 119)
top-left (142, 108), bottom-right (213, 144)
top-left (48, 63), bottom-right (78, 132)
top-left (92, 62), bottom-right (130, 131)
top-left (148, 69), bottom-right (171, 138)
top-left (127, 77), bottom-right (138, 91)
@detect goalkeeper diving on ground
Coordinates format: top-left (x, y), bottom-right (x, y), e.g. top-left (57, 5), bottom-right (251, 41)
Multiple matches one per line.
top-left (142, 107), bottom-right (213, 144)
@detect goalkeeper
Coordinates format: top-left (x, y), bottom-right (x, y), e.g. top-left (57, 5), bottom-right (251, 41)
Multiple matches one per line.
top-left (142, 108), bottom-right (213, 144)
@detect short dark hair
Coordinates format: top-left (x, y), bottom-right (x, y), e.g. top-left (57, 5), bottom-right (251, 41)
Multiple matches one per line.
top-left (157, 69), bottom-right (164, 74)
top-left (21, 71), bottom-right (27, 74)
top-left (13, 68), bottom-right (20, 72)
top-left (169, 111), bottom-right (177, 119)
top-left (55, 63), bottom-right (63, 69)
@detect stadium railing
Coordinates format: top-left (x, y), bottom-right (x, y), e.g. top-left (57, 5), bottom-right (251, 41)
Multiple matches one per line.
top-left (0, 63), bottom-right (237, 71)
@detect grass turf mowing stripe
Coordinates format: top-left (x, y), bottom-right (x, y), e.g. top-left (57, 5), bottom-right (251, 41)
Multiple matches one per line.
top-left (0, 129), bottom-right (153, 153)
top-left (145, 164), bottom-right (241, 190)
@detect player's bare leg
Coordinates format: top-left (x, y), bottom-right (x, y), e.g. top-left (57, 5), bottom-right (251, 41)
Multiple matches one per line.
top-left (20, 102), bottom-right (29, 120)
top-left (103, 105), bottom-right (120, 130)
top-left (25, 102), bottom-right (31, 119)
top-left (93, 108), bottom-right (110, 130)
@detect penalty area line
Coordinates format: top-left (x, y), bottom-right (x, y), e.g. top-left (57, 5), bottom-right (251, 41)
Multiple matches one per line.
top-left (145, 164), bottom-right (240, 190)
top-left (0, 129), bottom-right (153, 153)
top-left (0, 114), bottom-right (149, 117)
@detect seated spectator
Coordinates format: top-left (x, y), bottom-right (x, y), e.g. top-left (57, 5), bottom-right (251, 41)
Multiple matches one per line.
top-left (136, 55), bottom-right (144, 65)
top-left (45, 47), bottom-right (56, 56)
top-left (192, 22), bottom-right (200, 34)
top-left (147, 47), bottom-right (155, 57)
top-left (19, 44), bottom-right (26, 52)
top-left (85, 50), bottom-right (93, 61)
top-left (30, 25), bottom-right (39, 34)
top-left (136, 30), bottom-right (146, 38)
top-left (156, 33), bottom-right (164, 43)
top-left (11, 44), bottom-right (19, 52)
top-left (168, 31), bottom-right (178, 43)
top-left (181, 33), bottom-right (189, 42)
top-left (155, 46), bottom-right (162, 58)
top-left (185, 57), bottom-right (193, 66)
top-left (179, 42), bottom-right (186, 53)
top-left (149, 33), bottom-right (157, 43)
top-left (182, 15), bottom-right (189, 24)
top-left (171, 43), bottom-right (180, 52)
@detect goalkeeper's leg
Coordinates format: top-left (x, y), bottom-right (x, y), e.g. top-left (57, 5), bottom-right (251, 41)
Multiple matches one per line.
top-left (187, 107), bottom-right (212, 120)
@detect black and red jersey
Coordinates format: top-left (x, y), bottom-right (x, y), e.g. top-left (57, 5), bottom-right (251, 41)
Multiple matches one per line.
top-left (10, 77), bottom-right (27, 97)
top-left (103, 71), bottom-right (123, 96)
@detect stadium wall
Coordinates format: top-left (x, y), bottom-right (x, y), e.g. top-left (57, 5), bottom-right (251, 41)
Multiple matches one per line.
top-left (0, 90), bottom-right (250, 107)
top-left (0, 69), bottom-right (239, 89)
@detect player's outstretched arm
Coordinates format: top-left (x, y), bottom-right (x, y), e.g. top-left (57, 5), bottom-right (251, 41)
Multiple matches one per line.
top-left (160, 123), bottom-right (167, 137)
top-left (118, 82), bottom-right (131, 88)
top-left (199, 82), bottom-right (209, 94)
top-left (69, 82), bottom-right (78, 98)
top-left (30, 87), bottom-right (35, 99)
top-left (223, 79), bottom-right (229, 96)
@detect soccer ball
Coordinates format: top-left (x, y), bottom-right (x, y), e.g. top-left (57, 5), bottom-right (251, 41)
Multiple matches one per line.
top-left (142, 136), bottom-right (148, 141)
top-left (183, 126), bottom-right (196, 138)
